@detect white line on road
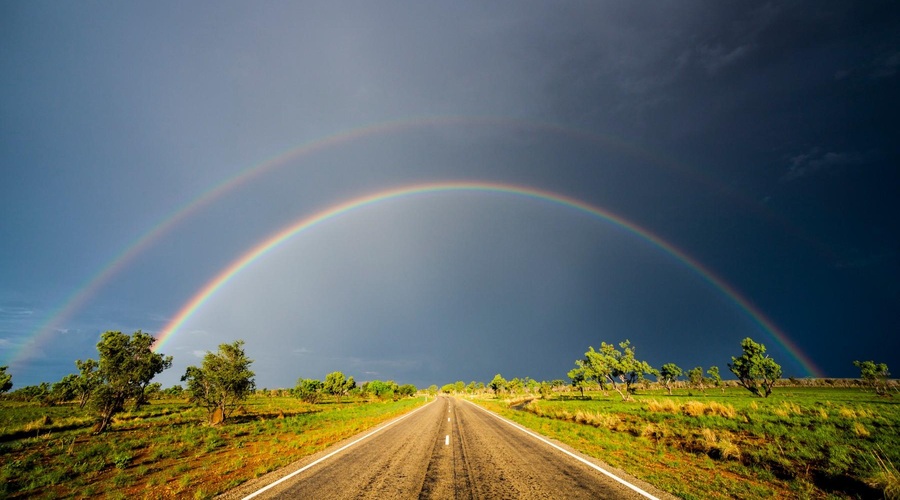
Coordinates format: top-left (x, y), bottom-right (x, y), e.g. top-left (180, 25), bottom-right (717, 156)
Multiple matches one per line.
top-left (241, 399), bottom-right (437, 500)
top-left (445, 434), bottom-right (449, 445)
top-left (463, 399), bottom-right (660, 500)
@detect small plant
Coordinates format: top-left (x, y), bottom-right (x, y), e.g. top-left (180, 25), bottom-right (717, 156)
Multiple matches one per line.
top-left (113, 451), bottom-right (132, 469)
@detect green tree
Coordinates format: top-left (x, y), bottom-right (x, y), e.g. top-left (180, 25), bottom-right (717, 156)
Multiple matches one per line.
top-left (584, 340), bottom-right (656, 401)
top-left (92, 330), bottom-right (173, 432)
top-left (162, 384), bottom-right (184, 398)
top-left (687, 366), bottom-right (705, 391)
top-left (74, 359), bottom-right (101, 409)
top-left (323, 371), bottom-right (355, 403)
top-left (567, 359), bottom-right (590, 397)
top-left (853, 360), bottom-right (890, 395)
top-left (182, 340), bottom-right (255, 424)
top-left (0, 365), bottom-right (12, 394)
top-left (427, 384), bottom-right (438, 396)
top-left (489, 374), bottom-right (507, 396)
top-left (397, 384), bottom-right (417, 398)
top-left (294, 378), bottom-right (324, 403)
top-left (658, 363), bottom-right (683, 395)
top-left (47, 374), bottom-right (78, 405)
top-left (366, 380), bottom-right (398, 400)
top-left (539, 381), bottom-right (552, 399)
top-left (707, 366), bottom-right (723, 392)
top-left (728, 337), bottom-right (782, 398)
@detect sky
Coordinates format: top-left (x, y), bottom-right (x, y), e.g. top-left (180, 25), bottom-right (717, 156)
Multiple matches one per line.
top-left (1, 1), bottom-right (898, 390)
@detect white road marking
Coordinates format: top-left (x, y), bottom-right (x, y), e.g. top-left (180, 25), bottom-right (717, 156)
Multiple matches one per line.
top-left (463, 399), bottom-right (660, 500)
top-left (448, 417), bottom-right (450, 422)
top-left (445, 434), bottom-right (450, 445)
top-left (241, 399), bottom-right (437, 499)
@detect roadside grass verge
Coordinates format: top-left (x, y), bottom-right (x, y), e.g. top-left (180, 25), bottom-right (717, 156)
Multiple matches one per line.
top-left (470, 387), bottom-right (899, 499)
top-left (0, 395), bottom-right (429, 498)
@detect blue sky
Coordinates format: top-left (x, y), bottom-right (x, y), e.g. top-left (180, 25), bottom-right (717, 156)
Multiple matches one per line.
top-left (2, 1), bottom-right (898, 389)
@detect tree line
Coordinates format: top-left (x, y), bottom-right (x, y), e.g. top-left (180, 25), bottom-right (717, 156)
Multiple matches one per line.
top-left (0, 330), bottom-right (420, 433)
top-left (443, 337), bottom-right (891, 401)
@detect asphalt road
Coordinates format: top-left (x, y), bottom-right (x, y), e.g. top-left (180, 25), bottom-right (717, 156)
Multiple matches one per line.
top-left (230, 396), bottom-right (671, 499)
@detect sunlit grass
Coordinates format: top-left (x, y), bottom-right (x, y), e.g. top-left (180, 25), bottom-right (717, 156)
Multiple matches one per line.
top-left (0, 395), bottom-right (428, 498)
top-left (471, 387), bottom-right (899, 499)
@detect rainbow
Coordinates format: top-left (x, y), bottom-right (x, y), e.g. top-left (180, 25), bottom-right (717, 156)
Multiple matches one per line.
top-left (13, 115), bottom-right (713, 367)
top-left (154, 181), bottom-right (824, 378)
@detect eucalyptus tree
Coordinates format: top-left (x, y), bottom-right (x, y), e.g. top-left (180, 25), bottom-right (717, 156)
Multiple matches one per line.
top-left (728, 337), bottom-right (782, 398)
top-left (584, 340), bottom-right (656, 401)
top-left (658, 363), bottom-right (683, 395)
top-left (91, 330), bottom-right (172, 432)
top-left (0, 365), bottom-right (12, 394)
top-left (182, 340), bottom-right (255, 423)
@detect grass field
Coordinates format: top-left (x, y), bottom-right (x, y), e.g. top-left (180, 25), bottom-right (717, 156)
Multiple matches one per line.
top-left (471, 387), bottom-right (899, 499)
top-left (0, 395), bottom-right (428, 499)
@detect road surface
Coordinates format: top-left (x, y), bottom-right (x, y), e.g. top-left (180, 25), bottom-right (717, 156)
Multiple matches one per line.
top-left (227, 396), bottom-right (671, 499)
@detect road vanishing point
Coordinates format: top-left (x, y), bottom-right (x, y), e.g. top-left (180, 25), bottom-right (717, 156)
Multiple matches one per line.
top-left (221, 396), bottom-right (673, 499)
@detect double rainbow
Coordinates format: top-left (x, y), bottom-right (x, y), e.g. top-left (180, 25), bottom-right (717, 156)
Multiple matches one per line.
top-left (154, 181), bottom-right (823, 377)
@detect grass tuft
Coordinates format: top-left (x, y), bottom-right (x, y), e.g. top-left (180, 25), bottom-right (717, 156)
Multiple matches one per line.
top-left (868, 451), bottom-right (900, 499)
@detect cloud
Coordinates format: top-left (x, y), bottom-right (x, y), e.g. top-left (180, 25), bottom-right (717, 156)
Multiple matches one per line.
top-left (292, 347), bottom-right (312, 355)
top-left (192, 350), bottom-right (206, 359)
top-left (0, 307), bottom-right (34, 317)
top-left (699, 43), bottom-right (756, 75)
top-left (781, 147), bottom-right (864, 182)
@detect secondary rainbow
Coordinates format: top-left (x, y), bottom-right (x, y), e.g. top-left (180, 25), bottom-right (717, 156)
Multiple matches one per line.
top-left (154, 181), bottom-right (824, 378)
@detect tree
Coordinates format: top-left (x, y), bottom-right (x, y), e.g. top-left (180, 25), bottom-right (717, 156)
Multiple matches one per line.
top-left (366, 380), bottom-right (398, 400)
top-left (658, 363), bottom-right (683, 395)
top-left (162, 384), bottom-right (184, 398)
top-left (182, 340), bottom-right (255, 424)
top-left (854, 360), bottom-right (890, 396)
top-left (48, 374), bottom-right (78, 405)
top-left (687, 366), bottom-right (705, 391)
top-left (92, 330), bottom-right (172, 432)
top-left (74, 359), bottom-right (101, 409)
top-left (323, 371), bottom-right (355, 403)
top-left (397, 384), bottom-right (417, 398)
top-left (728, 337), bottom-right (782, 398)
top-left (707, 366), bottom-right (723, 392)
top-left (567, 360), bottom-right (590, 397)
top-left (489, 374), bottom-right (507, 396)
top-left (584, 340), bottom-right (656, 401)
top-left (294, 378), bottom-right (324, 403)
top-left (0, 365), bottom-right (12, 394)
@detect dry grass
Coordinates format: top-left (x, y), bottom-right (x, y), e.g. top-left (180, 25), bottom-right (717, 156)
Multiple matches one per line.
top-left (646, 399), bottom-right (736, 418)
top-left (694, 427), bottom-right (741, 460)
top-left (839, 407), bottom-right (857, 419)
top-left (868, 451), bottom-right (900, 499)
top-left (646, 399), bottom-right (679, 414)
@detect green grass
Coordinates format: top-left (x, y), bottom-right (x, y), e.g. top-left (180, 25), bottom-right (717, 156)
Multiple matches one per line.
top-left (471, 387), bottom-right (899, 499)
top-left (0, 394), bottom-right (429, 498)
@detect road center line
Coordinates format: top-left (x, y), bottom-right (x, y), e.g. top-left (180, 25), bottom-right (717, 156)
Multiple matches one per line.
top-left (462, 399), bottom-right (660, 500)
top-left (445, 434), bottom-right (450, 445)
top-left (242, 398), bottom-right (437, 500)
